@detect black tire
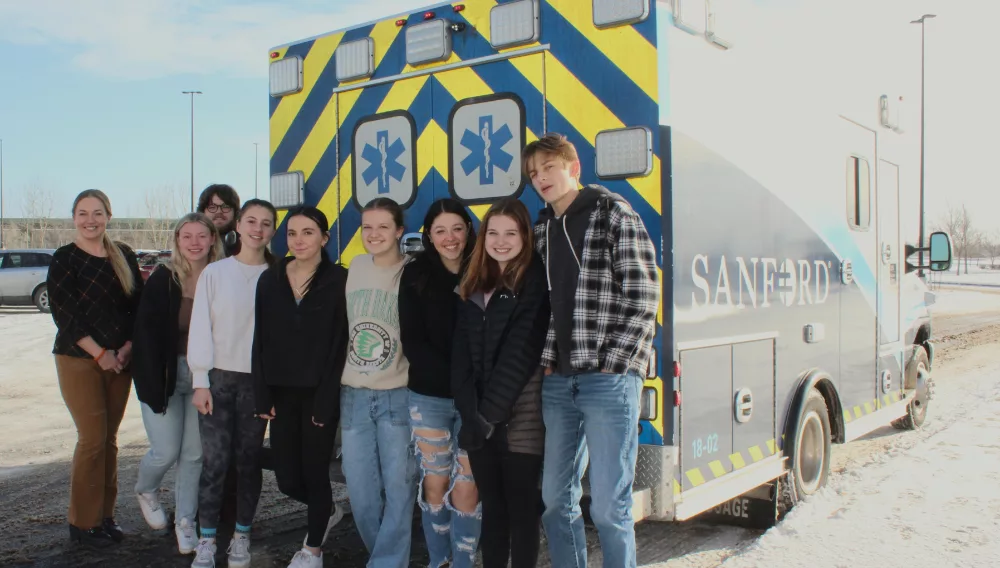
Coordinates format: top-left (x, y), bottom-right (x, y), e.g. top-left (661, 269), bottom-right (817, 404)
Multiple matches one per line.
top-left (791, 389), bottom-right (832, 498)
top-left (892, 346), bottom-right (931, 430)
top-left (34, 285), bottom-right (50, 313)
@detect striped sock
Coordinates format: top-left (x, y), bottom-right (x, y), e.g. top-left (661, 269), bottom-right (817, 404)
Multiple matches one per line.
top-left (200, 527), bottom-right (217, 540)
top-left (235, 523), bottom-right (252, 534)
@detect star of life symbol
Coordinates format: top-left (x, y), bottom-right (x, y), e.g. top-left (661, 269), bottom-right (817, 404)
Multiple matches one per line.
top-left (460, 115), bottom-right (513, 185)
top-left (362, 130), bottom-right (406, 194)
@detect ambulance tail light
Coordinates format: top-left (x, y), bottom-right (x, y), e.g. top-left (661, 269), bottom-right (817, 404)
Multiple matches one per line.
top-left (674, 391), bottom-right (682, 407)
top-left (595, 126), bottom-right (653, 179)
top-left (453, 4), bottom-right (466, 12)
top-left (489, 0), bottom-right (540, 49)
top-left (270, 171), bottom-right (305, 209)
top-left (269, 56), bottom-right (303, 97)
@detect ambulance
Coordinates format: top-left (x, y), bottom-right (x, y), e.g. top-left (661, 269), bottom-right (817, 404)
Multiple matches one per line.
top-left (266, 0), bottom-right (954, 527)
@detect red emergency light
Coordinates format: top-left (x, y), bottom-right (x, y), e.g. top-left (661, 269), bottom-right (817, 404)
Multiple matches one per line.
top-left (396, 18), bottom-right (408, 26)
top-left (453, 4), bottom-right (466, 12)
top-left (673, 361), bottom-right (681, 378)
top-left (423, 11), bottom-right (436, 20)
top-left (674, 391), bottom-right (682, 407)
top-left (270, 51), bottom-right (280, 59)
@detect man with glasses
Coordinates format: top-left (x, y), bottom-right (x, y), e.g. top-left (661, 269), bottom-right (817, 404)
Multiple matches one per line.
top-left (196, 184), bottom-right (241, 257)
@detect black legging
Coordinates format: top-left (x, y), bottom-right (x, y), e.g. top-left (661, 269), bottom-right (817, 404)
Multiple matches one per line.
top-left (467, 438), bottom-right (543, 568)
top-left (269, 387), bottom-right (338, 547)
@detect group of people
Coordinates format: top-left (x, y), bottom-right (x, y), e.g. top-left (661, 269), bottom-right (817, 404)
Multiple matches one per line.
top-left (47, 132), bottom-right (660, 568)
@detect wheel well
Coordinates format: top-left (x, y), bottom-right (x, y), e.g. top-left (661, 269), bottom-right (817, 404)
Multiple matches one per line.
top-left (31, 282), bottom-right (47, 299)
top-left (784, 370), bottom-right (845, 454)
top-left (914, 325), bottom-right (930, 349)
top-left (813, 378), bottom-right (845, 444)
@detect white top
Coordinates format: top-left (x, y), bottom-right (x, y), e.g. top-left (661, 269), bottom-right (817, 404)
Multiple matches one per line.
top-left (187, 257), bottom-right (269, 388)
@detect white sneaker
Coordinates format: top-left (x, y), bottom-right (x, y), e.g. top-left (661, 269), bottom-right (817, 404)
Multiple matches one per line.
top-left (136, 492), bottom-right (168, 530)
top-left (175, 518), bottom-right (198, 555)
top-left (287, 549), bottom-right (323, 568)
top-left (191, 538), bottom-right (216, 568)
top-left (227, 533), bottom-right (251, 568)
top-left (303, 502), bottom-right (345, 548)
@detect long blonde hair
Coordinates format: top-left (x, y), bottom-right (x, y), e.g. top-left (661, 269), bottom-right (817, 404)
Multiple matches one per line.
top-left (72, 189), bottom-right (136, 296)
top-left (169, 213), bottom-right (224, 291)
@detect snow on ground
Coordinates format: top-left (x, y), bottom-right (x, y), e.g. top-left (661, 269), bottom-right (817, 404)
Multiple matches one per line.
top-left (931, 287), bottom-right (1000, 317)
top-left (713, 330), bottom-right (1000, 568)
top-left (0, 309), bottom-right (147, 472)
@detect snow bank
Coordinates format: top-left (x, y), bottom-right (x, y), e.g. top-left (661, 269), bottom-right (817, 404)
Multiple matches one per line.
top-left (719, 368), bottom-right (1000, 568)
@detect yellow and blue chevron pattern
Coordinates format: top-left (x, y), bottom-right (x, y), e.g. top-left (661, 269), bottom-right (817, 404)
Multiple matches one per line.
top-left (268, 1), bottom-right (665, 440)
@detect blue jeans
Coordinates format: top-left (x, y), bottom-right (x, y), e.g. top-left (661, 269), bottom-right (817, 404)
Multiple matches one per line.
top-left (134, 356), bottom-right (203, 524)
top-left (408, 391), bottom-right (482, 568)
top-left (341, 386), bottom-right (419, 568)
top-left (541, 370), bottom-right (642, 568)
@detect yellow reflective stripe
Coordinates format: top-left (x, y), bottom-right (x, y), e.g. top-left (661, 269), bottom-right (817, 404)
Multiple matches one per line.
top-left (765, 439), bottom-right (777, 455)
top-left (468, 204), bottom-right (491, 220)
top-left (708, 461), bottom-right (726, 478)
top-left (863, 402), bottom-right (874, 415)
top-left (270, 33), bottom-right (344, 157)
top-left (686, 468), bottom-right (706, 487)
top-left (416, 120), bottom-right (447, 184)
top-left (853, 406), bottom-right (863, 419)
top-left (729, 452), bottom-right (746, 470)
top-left (378, 75), bottom-right (430, 115)
top-left (748, 446), bottom-right (764, 462)
top-left (538, 53), bottom-right (661, 213)
top-left (316, 155), bottom-right (350, 226)
top-left (548, 0), bottom-right (658, 102)
top-left (288, 98), bottom-right (338, 181)
top-left (337, 20), bottom-right (404, 88)
top-left (435, 65), bottom-right (494, 104)
top-left (457, 0), bottom-right (498, 44)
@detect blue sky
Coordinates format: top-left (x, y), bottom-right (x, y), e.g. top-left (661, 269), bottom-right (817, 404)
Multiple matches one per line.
top-left (0, 0), bottom-right (997, 232)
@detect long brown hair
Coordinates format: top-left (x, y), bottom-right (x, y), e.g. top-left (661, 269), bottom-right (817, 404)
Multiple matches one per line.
top-left (459, 198), bottom-right (534, 300)
top-left (169, 213), bottom-right (225, 291)
top-left (72, 189), bottom-right (136, 296)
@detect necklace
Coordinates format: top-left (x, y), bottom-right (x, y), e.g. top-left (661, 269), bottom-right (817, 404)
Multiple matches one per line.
top-left (288, 262), bottom-right (316, 299)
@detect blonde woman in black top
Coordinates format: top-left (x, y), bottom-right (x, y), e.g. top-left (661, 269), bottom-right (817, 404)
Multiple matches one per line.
top-left (47, 189), bottom-right (143, 547)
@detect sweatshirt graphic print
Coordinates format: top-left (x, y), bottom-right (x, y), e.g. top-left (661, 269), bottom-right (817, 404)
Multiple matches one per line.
top-left (340, 254), bottom-right (409, 391)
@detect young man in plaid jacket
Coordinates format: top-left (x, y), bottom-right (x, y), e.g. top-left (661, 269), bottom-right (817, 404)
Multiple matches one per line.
top-left (524, 133), bottom-right (659, 568)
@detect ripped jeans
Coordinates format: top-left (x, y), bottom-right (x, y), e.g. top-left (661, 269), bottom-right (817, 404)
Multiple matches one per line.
top-left (409, 391), bottom-right (482, 568)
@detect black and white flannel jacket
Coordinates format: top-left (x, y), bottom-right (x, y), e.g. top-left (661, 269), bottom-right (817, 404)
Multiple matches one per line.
top-left (533, 188), bottom-right (660, 376)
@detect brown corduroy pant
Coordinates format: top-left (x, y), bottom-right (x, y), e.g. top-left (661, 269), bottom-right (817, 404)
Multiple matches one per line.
top-left (55, 354), bottom-right (132, 529)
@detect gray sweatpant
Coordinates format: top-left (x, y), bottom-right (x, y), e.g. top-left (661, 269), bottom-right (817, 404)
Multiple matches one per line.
top-left (197, 369), bottom-right (267, 533)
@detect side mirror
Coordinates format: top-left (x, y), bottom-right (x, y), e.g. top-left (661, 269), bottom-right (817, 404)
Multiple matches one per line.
top-left (928, 231), bottom-right (952, 272)
top-left (400, 232), bottom-right (424, 255)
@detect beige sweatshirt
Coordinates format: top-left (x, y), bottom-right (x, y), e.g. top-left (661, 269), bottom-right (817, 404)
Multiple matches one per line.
top-left (340, 254), bottom-right (410, 390)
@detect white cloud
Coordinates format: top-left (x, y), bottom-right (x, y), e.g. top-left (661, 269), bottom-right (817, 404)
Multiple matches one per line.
top-left (0, 0), bottom-right (420, 80)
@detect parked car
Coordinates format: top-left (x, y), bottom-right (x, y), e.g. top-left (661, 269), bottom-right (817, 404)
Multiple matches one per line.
top-left (0, 249), bottom-right (56, 313)
top-left (139, 250), bottom-right (171, 281)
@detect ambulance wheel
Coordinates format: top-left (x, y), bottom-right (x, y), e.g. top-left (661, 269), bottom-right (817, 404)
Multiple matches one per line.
top-left (791, 389), bottom-right (832, 498)
top-left (893, 347), bottom-right (931, 430)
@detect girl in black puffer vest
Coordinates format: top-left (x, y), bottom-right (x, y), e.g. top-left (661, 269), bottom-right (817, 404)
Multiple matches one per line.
top-left (452, 197), bottom-right (550, 568)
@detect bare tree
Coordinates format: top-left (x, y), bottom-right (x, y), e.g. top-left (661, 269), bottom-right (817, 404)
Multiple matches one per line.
top-left (20, 182), bottom-right (55, 248)
top-left (937, 205), bottom-right (978, 275)
top-left (981, 231), bottom-right (1000, 269)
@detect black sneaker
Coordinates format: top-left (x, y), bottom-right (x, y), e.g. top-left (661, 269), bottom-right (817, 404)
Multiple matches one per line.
top-left (102, 518), bottom-right (125, 542)
top-left (69, 524), bottom-right (115, 548)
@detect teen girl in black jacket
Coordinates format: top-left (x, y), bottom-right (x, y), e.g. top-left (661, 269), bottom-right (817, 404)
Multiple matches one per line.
top-left (251, 206), bottom-right (349, 567)
top-left (452, 198), bottom-right (550, 568)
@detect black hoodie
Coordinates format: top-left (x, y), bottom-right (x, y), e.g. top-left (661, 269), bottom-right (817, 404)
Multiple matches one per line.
top-left (251, 255), bottom-right (349, 424)
top-left (537, 186), bottom-right (605, 374)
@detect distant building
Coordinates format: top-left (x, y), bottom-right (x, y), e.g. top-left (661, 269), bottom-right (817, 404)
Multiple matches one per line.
top-left (0, 217), bottom-right (176, 251)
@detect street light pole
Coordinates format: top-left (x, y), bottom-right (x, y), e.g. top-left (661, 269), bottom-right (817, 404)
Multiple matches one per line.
top-left (182, 91), bottom-right (203, 212)
top-left (911, 14), bottom-right (935, 278)
top-left (253, 142), bottom-right (259, 198)
top-left (0, 139), bottom-right (4, 249)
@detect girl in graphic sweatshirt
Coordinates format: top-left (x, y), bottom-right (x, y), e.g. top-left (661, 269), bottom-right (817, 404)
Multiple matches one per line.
top-left (339, 197), bottom-right (417, 567)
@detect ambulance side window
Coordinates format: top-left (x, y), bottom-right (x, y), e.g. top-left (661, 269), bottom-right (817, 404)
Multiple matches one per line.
top-left (847, 156), bottom-right (870, 231)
